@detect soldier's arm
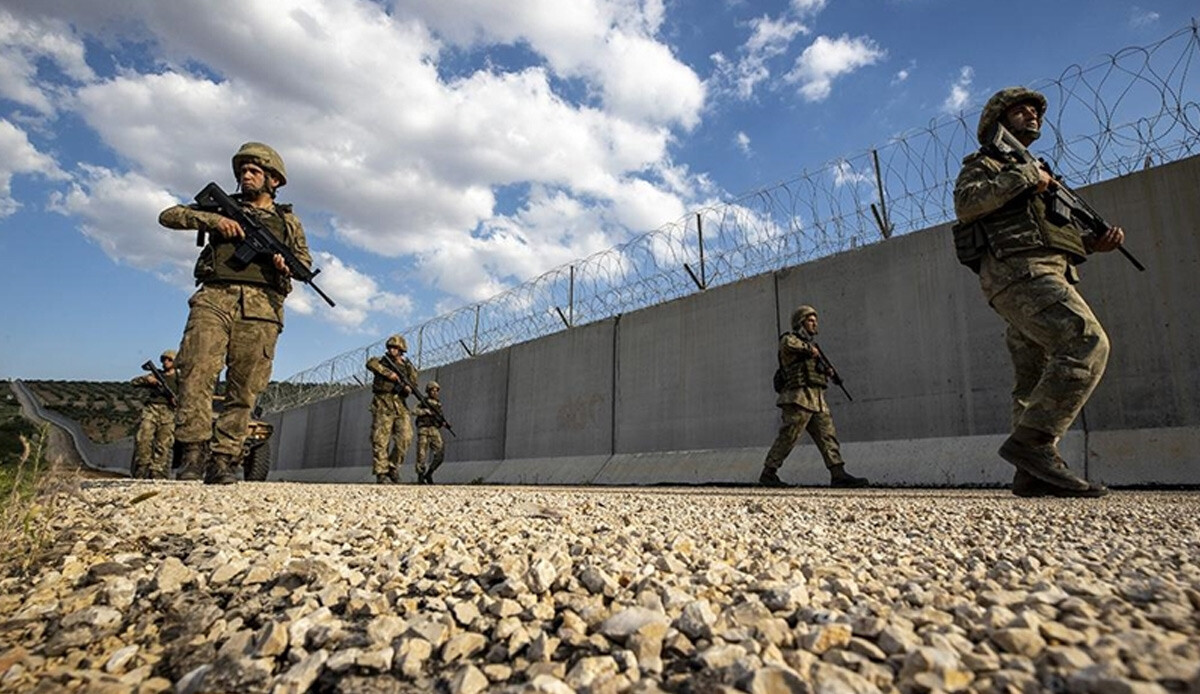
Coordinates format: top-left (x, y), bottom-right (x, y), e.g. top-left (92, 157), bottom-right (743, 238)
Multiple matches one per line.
top-left (780, 334), bottom-right (817, 359)
top-left (365, 357), bottom-right (390, 378)
top-left (952, 156), bottom-right (1042, 224)
top-left (158, 203), bottom-right (226, 233)
top-left (283, 212), bottom-right (313, 268)
top-left (130, 374), bottom-right (153, 388)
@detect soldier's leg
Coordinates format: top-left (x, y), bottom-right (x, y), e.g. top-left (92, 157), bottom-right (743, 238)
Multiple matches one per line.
top-left (1005, 325), bottom-right (1049, 431)
top-left (805, 411), bottom-right (845, 469)
top-left (429, 430), bottom-right (445, 473)
top-left (214, 317), bottom-right (280, 457)
top-left (148, 406), bottom-right (175, 479)
top-left (415, 428), bottom-right (430, 477)
top-left (370, 403), bottom-right (395, 476)
top-left (763, 405), bottom-right (810, 470)
top-left (389, 412), bottom-right (413, 481)
top-left (132, 412), bottom-right (155, 478)
top-left (995, 281), bottom-right (1110, 439)
top-left (175, 289), bottom-right (234, 446)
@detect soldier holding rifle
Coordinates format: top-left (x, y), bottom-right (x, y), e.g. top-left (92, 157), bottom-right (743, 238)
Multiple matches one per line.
top-left (953, 87), bottom-right (1134, 498)
top-left (129, 350), bottom-right (178, 479)
top-left (366, 335), bottom-right (421, 484)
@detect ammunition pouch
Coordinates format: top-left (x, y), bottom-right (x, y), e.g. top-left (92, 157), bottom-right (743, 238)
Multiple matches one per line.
top-left (952, 219), bottom-right (988, 273)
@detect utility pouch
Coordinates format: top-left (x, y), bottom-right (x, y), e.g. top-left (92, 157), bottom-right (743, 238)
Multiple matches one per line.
top-left (952, 219), bottom-right (988, 273)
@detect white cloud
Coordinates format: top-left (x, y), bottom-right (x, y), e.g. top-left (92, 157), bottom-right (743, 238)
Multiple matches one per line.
top-left (0, 9), bottom-right (95, 116)
top-left (832, 159), bottom-right (869, 187)
top-left (0, 118), bottom-right (67, 217)
top-left (5, 0), bottom-right (714, 324)
top-left (789, 0), bottom-right (828, 15)
top-left (785, 34), bottom-right (885, 102)
top-left (734, 131), bottom-right (752, 155)
top-left (299, 252), bottom-right (414, 328)
top-left (1129, 7), bottom-right (1160, 27)
top-left (941, 65), bottom-right (973, 114)
top-left (710, 11), bottom-right (814, 101)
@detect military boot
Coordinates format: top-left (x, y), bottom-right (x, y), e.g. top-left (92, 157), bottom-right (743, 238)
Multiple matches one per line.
top-left (758, 467), bottom-right (791, 488)
top-left (829, 465), bottom-right (869, 488)
top-left (387, 467), bottom-right (401, 484)
top-left (999, 433), bottom-right (1090, 492)
top-left (203, 452), bottom-right (239, 486)
top-left (1011, 447), bottom-right (1109, 499)
top-left (176, 442), bottom-right (207, 481)
top-left (376, 474), bottom-right (391, 485)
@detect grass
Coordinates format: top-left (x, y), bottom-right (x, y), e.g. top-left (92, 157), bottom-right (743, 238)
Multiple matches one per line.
top-left (0, 384), bottom-right (80, 576)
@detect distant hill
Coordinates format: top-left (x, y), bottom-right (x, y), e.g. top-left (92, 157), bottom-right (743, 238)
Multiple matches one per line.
top-left (22, 380), bottom-right (148, 443)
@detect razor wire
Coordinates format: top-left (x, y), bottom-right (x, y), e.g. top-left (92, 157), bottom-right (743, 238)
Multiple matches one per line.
top-left (260, 20), bottom-right (1200, 413)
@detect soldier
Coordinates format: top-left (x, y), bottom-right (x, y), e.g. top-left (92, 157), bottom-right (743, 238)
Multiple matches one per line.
top-left (159, 142), bottom-right (311, 485)
top-left (366, 335), bottom-right (420, 484)
top-left (129, 350), bottom-right (177, 479)
top-left (414, 381), bottom-right (450, 484)
top-left (953, 87), bottom-right (1123, 498)
top-left (760, 305), bottom-right (869, 488)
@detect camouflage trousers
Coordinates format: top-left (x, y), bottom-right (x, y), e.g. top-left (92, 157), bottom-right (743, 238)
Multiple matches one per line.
top-left (415, 426), bottom-right (445, 476)
top-left (131, 402), bottom-right (174, 478)
top-left (371, 393), bottom-right (412, 475)
top-left (763, 404), bottom-right (845, 470)
top-left (989, 273), bottom-right (1110, 438)
top-left (175, 284), bottom-right (281, 457)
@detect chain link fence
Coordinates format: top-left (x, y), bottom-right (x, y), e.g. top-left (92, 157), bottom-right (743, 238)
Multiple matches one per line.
top-left (260, 20), bottom-right (1200, 413)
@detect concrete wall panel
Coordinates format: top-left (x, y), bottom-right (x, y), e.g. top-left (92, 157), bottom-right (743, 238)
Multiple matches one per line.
top-left (301, 397), bottom-right (343, 470)
top-left (505, 320), bottom-right (615, 459)
top-left (615, 274), bottom-right (779, 453)
top-left (425, 349), bottom-right (510, 463)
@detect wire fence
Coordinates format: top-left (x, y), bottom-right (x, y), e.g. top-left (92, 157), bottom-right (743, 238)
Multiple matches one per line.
top-left (260, 20), bottom-right (1200, 413)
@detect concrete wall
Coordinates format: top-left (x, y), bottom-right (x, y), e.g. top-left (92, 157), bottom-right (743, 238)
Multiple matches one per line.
top-left (72, 155), bottom-right (1200, 486)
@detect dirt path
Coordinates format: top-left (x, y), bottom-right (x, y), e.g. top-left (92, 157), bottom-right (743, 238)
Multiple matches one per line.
top-left (8, 382), bottom-right (121, 479)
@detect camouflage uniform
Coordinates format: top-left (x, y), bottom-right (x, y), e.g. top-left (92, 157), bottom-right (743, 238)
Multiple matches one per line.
top-left (366, 339), bottom-right (420, 481)
top-left (953, 88), bottom-right (1111, 496)
top-left (159, 143), bottom-right (310, 483)
top-left (953, 89), bottom-right (1110, 441)
top-left (130, 356), bottom-right (177, 479)
top-left (763, 310), bottom-right (846, 475)
top-left (414, 383), bottom-right (446, 482)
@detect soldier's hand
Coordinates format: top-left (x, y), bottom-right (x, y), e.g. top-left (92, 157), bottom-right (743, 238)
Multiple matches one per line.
top-left (1034, 167), bottom-right (1054, 194)
top-left (811, 345), bottom-right (821, 358)
top-left (272, 254), bottom-right (290, 276)
top-left (388, 372), bottom-right (400, 382)
top-left (214, 216), bottom-right (244, 240)
top-left (1091, 226), bottom-right (1125, 253)
top-left (147, 376), bottom-right (159, 386)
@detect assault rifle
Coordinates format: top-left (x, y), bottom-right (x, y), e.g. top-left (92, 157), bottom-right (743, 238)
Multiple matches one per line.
top-left (381, 354), bottom-right (457, 437)
top-left (991, 124), bottom-right (1146, 272)
top-left (812, 342), bottom-right (853, 402)
top-left (192, 182), bottom-right (337, 306)
top-left (140, 359), bottom-right (178, 408)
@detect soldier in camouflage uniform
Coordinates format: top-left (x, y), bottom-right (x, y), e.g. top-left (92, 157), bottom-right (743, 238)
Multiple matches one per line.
top-left (953, 87), bottom-right (1125, 498)
top-left (760, 305), bottom-right (869, 488)
top-left (129, 350), bottom-right (178, 479)
top-left (366, 335), bottom-right (420, 484)
top-left (414, 381), bottom-right (449, 484)
top-left (159, 142), bottom-right (311, 485)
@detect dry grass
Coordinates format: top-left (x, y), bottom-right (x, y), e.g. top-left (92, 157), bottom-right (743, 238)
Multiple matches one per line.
top-left (0, 426), bottom-right (83, 577)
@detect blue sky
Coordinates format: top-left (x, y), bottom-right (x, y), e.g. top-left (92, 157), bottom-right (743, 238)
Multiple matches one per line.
top-left (0, 0), bottom-right (1193, 382)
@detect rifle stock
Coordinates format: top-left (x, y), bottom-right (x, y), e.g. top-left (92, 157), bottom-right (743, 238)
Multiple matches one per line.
top-left (991, 124), bottom-right (1145, 272)
top-left (192, 182), bottom-right (338, 305)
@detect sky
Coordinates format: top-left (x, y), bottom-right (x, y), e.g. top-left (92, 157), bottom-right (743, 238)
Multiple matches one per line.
top-left (1, 0), bottom-right (1194, 382)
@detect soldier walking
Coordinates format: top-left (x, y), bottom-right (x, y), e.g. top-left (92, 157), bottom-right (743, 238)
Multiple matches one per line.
top-left (760, 305), bottom-right (869, 488)
top-left (159, 142), bottom-right (312, 485)
top-left (414, 381), bottom-right (449, 484)
top-left (366, 335), bottom-right (420, 484)
top-left (129, 350), bottom-right (177, 479)
top-left (953, 87), bottom-right (1124, 498)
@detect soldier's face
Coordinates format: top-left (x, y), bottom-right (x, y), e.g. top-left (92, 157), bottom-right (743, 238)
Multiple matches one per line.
top-left (802, 314), bottom-right (818, 334)
top-left (1004, 102), bottom-right (1040, 132)
top-left (239, 163), bottom-right (277, 196)
top-left (161, 356), bottom-right (174, 370)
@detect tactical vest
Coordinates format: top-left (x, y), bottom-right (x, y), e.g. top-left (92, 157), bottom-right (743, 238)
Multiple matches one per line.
top-left (780, 334), bottom-right (828, 391)
top-left (140, 372), bottom-right (178, 407)
top-left (416, 400), bottom-right (443, 428)
top-left (194, 205), bottom-right (292, 291)
top-left (975, 155), bottom-right (1087, 263)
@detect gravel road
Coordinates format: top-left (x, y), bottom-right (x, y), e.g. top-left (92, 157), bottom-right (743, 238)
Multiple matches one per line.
top-left (1, 481), bottom-right (1197, 693)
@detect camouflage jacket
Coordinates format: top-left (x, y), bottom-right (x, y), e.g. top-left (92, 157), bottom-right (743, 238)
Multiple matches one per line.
top-left (159, 199), bottom-right (311, 296)
top-left (131, 371), bottom-right (178, 407)
top-left (415, 398), bottom-right (444, 429)
top-left (775, 332), bottom-right (830, 413)
top-left (366, 355), bottom-right (420, 398)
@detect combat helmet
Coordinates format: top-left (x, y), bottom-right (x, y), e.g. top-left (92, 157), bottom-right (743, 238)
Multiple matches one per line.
top-left (425, 381), bottom-right (440, 393)
top-left (232, 142), bottom-right (288, 187)
top-left (791, 305), bottom-right (817, 331)
top-left (160, 349), bottom-right (177, 361)
top-left (977, 87), bottom-right (1047, 145)
top-left (386, 334), bottom-right (408, 351)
